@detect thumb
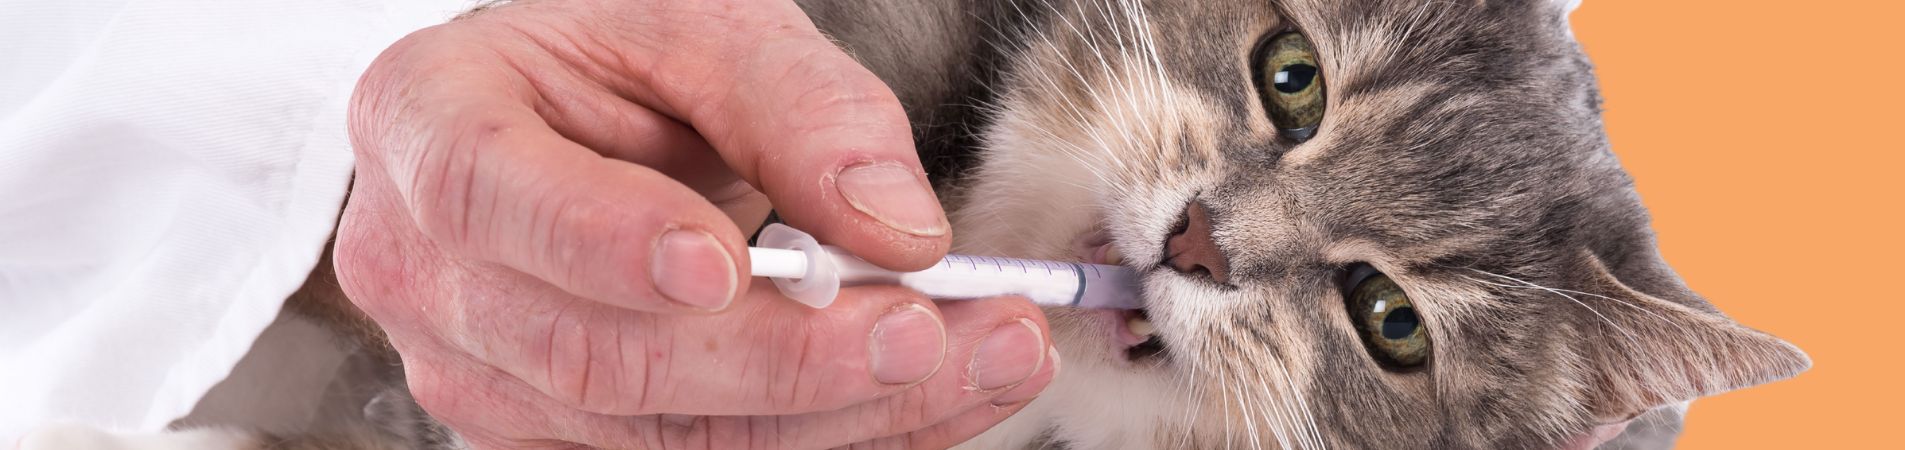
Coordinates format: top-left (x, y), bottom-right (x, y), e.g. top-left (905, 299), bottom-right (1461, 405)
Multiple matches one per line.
top-left (631, 2), bottom-right (951, 270)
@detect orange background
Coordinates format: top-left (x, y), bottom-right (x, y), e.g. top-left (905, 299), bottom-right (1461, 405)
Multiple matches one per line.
top-left (1572, 2), bottom-right (1900, 448)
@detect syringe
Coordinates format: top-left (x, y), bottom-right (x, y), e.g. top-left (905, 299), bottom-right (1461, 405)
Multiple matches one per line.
top-left (748, 224), bottom-right (1143, 309)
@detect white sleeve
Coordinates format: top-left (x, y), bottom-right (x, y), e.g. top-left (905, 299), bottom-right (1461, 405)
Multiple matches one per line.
top-left (0, 0), bottom-right (475, 440)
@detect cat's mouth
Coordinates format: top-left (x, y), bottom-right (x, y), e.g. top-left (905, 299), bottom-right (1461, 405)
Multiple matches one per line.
top-left (1076, 227), bottom-right (1166, 361)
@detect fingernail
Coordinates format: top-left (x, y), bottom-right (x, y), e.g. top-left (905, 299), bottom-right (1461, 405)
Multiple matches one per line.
top-left (968, 318), bottom-right (1046, 391)
top-left (869, 304), bottom-right (947, 385)
top-left (991, 346), bottom-right (1060, 406)
top-left (836, 163), bottom-right (948, 237)
top-left (649, 229), bottom-right (737, 311)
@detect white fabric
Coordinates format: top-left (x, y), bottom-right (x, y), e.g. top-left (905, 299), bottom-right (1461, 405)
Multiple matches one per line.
top-left (0, 0), bottom-right (472, 442)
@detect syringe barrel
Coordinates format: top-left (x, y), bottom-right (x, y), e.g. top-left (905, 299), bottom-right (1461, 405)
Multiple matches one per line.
top-left (749, 224), bottom-right (1143, 309)
top-left (828, 253), bottom-right (1081, 305)
top-left (825, 250), bottom-right (1143, 309)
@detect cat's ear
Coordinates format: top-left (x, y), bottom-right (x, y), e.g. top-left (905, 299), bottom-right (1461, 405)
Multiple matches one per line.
top-left (1555, 0), bottom-right (1583, 15)
top-left (1552, 0), bottom-right (1583, 36)
top-left (1570, 249), bottom-right (1810, 422)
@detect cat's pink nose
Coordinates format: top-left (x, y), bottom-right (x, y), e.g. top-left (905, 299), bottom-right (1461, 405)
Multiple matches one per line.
top-left (1164, 201), bottom-right (1230, 284)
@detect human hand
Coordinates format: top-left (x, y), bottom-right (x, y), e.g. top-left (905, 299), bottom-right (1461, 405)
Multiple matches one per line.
top-left (335, 0), bottom-right (1056, 448)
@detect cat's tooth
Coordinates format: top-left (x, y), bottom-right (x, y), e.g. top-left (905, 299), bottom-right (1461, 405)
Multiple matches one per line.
top-left (1126, 316), bottom-right (1156, 337)
top-left (1102, 245), bottom-right (1124, 266)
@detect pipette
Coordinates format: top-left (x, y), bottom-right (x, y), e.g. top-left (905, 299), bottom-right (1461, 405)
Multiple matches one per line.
top-left (749, 224), bottom-right (1143, 309)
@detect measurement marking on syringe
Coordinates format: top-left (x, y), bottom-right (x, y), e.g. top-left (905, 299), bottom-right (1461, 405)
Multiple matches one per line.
top-left (749, 224), bottom-right (1145, 310)
top-left (1068, 263), bottom-right (1087, 306)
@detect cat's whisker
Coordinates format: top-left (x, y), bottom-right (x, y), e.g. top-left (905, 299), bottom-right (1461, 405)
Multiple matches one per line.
top-left (1130, 0), bottom-right (1178, 122)
top-left (1239, 347), bottom-right (1293, 450)
top-left (1042, 1), bottom-right (1148, 171)
top-left (1239, 360), bottom-right (1286, 450)
top-left (1279, 358), bottom-right (1325, 450)
top-left (1088, 0), bottom-right (1159, 140)
top-left (1012, 70), bottom-right (1121, 186)
top-left (1456, 270), bottom-right (1645, 351)
top-left (1109, 0), bottom-right (1173, 176)
top-left (1465, 268), bottom-right (1679, 327)
top-left (1001, 99), bottom-right (1122, 191)
top-left (1172, 340), bottom-right (1212, 450)
top-left (1260, 358), bottom-right (1307, 450)
top-left (928, 11), bottom-right (1139, 192)
top-left (1241, 324), bottom-right (1313, 450)
top-left (970, 12), bottom-right (1128, 191)
top-left (1219, 362), bottom-right (1238, 450)
top-left (1015, 24), bottom-right (1132, 176)
top-left (1119, 0), bottom-right (1173, 121)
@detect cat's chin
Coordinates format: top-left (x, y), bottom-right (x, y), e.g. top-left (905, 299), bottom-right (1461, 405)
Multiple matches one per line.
top-left (1065, 309), bottom-right (1162, 364)
top-left (1071, 226), bottom-right (1167, 365)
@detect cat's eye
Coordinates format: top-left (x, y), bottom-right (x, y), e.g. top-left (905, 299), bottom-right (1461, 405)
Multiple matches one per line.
top-left (1254, 32), bottom-right (1326, 142)
top-left (1345, 267), bottom-right (1430, 369)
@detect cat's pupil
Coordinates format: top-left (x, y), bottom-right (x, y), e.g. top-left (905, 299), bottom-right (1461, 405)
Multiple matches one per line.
top-left (1273, 64), bottom-right (1317, 94)
top-left (1381, 307), bottom-right (1420, 340)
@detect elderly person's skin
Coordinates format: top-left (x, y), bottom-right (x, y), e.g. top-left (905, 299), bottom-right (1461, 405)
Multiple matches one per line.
top-left (336, 0), bottom-right (1056, 448)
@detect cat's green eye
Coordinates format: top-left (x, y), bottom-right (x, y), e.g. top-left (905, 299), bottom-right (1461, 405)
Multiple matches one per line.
top-left (1346, 270), bottom-right (1431, 369)
top-left (1255, 32), bottom-right (1326, 142)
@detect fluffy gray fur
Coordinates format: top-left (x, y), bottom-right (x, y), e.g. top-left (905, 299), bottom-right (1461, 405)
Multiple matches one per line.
top-left (804, 0), bottom-right (1808, 449)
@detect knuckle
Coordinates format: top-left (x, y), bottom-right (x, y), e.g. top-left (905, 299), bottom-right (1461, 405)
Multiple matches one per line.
top-left (403, 363), bottom-right (470, 425)
top-left (349, 26), bottom-right (460, 162)
top-left (879, 389), bottom-right (937, 437)
top-left (649, 415), bottom-right (722, 450)
top-left (331, 204), bottom-right (425, 322)
top-left (406, 113), bottom-right (511, 249)
top-left (764, 328), bottom-right (832, 412)
top-left (538, 306), bottom-right (648, 414)
top-left (626, 321), bottom-right (673, 414)
top-left (538, 197), bottom-right (628, 290)
top-left (779, 58), bottom-right (899, 125)
top-left (902, 395), bottom-right (939, 433)
top-left (535, 304), bottom-right (591, 408)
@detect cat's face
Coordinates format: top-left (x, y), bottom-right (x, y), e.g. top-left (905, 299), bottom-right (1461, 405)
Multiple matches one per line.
top-left (949, 0), bottom-right (1807, 448)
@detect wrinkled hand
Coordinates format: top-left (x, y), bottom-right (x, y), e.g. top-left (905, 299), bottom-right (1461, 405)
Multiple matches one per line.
top-left (335, 0), bottom-right (1056, 448)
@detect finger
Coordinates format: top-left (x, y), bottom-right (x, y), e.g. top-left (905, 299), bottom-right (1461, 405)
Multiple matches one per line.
top-left (834, 392), bottom-right (1050, 450)
top-left (350, 28), bottom-right (750, 313)
top-left (663, 345), bottom-right (1056, 450)
top-left (534, 81), bottom-right (774, 233)
top-left (402, 299), bottom-right (1059, 450)
top-left (696, 35), bottom-right (951, 271)
top-left (503, 58), bottom-right (743, 197)
top-left (422, 9), bottom-right (772, 234)
top-left (603, 1), bottom-right (952, 270)
top-left (770, 299), bottom-right (1062, 450)
top-left (436, 273), bottom-right (1053, 417)
top-left (610, 288), bottom-right (1053, 417)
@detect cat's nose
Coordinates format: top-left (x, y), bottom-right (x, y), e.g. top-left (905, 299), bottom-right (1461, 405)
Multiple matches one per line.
top-left (1164, 201), bottom-right (1230, 284)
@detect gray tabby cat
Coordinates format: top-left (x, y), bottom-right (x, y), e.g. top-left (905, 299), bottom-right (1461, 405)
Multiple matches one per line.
top-left (21, 0), bottom-right (1807, 449)
top-left (824, 0), bottom-right (1807, 447)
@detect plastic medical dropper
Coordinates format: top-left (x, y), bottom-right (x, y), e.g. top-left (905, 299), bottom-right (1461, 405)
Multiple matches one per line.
top-left (746, 224), bottom-right (1143, 310)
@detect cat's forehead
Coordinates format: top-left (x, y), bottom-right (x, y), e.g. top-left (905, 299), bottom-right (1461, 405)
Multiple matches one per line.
top-left (1184, 0), bottom-right (1619, 272)
top-left (1009, 0), bottom-right (1618, 271)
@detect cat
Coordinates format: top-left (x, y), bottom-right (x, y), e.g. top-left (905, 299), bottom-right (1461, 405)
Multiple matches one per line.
top-left (18, 0), bottom-right (1808, 449)
top-left (814, 0), bottom-right (1808, 447)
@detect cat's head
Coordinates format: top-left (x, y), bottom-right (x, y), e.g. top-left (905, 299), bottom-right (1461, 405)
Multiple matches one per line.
top-left (950, 0), bottom-right (1808, 448)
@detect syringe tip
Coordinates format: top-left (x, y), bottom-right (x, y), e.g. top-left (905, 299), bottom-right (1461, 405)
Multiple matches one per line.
top-left (753, 224), bottom-right (839, 308)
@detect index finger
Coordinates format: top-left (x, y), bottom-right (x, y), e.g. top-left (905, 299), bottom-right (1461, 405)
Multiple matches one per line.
top-left (594, 0), bottom-right (952, 270)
